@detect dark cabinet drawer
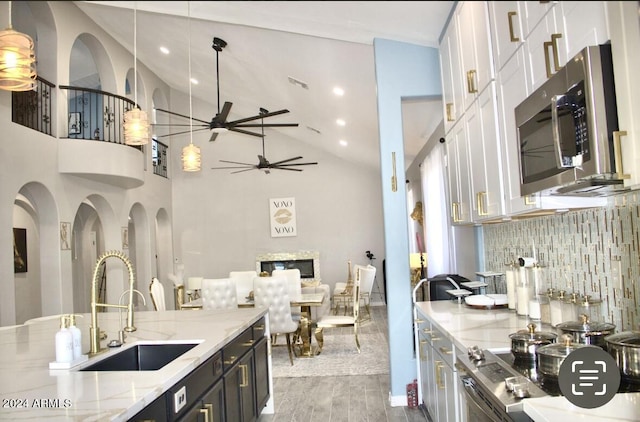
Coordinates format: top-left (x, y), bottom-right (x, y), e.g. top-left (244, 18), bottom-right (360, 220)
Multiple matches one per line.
top-left (223, 327), bottom-right (253, 369)
top-left (169, 351), bottom-right (223, 419)
top-left (252, 317), bottom-right (266, 340)
top-left (129, 393), bottom-right (167, 421)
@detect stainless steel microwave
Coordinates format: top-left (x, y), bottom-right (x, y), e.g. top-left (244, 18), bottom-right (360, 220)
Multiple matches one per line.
top-left (515, 44), bottom-right (626, 197)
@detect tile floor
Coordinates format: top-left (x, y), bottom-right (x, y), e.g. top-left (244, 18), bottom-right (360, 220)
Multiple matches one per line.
top-left (258, 305), bottom-right (428, 422)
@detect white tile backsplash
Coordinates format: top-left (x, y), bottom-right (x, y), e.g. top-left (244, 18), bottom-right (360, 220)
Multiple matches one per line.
top-left (482, 193), bottom-right (640, 331)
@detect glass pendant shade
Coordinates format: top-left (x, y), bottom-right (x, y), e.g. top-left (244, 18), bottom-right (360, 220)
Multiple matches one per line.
top-left (123, 107), bottom-right (150, 145)
top-left (0, 26), bottom-right (36, 91)
top-left (182, 143), bottom-right (201, 172)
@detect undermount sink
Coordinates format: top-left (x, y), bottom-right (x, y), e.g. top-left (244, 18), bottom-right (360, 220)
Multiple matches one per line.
top-left (80, 342), bottom-right (200, 371)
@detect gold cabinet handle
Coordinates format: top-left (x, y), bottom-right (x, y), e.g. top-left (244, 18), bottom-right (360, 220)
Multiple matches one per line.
top-left (224, 356), bottom-right (237, 365)
top-left (507, 11), bottom-right (519, 42)
top-left (446, 103), bottom-right (455, 122)
top-left (239, 364), bottom-right (249, 387)
top-left (199, 407), bottom-right (210, 422)
top-left (419, 340), bottom-right (428, 361)
top-left (476, 191), bottom-right (488, 216)
top-left (613, 130), bottom-right (630, 179)
top-left (391, 152), bottom-right (397, 192)
top-left (422, 328), bottom-right (433, 334)
top-left (241, 340), bottom-right (254, 347)
top-left (524, 194), bottom-right (536, 205)
top-left (439, 346), bottom-right (453, 355)
top-left (435, 361), bottom-right (445, 389)
top-left (466, 70), bottom-right (478, 94)
top-left (431, 336), bottom-right (441, 341)
top-left (550, 33), bottom-right (562, 72)
top-left (544, 40), bottom-right (553, 78)
top-left (414, 318), bottom-right (424, 324)
top-left (451, 202), bottom-right (461, 223)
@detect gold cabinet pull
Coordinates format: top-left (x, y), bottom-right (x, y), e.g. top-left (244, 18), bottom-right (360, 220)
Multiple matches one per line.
top-left (419, 340), bottom-right (427, 361)
top-left (239, 364), bottom-right (249, 387)
top-left (524, 194), bottom-right (536, 205)
top-left (224, 356), bottom-right (237, 365)
top-left (199, 407), bottom-right (210, 422)
top-left (507, 11), bottom-right (519, 42)
top-left (613, 130), bottom-right (630, 179)
top-left (422, 328), bottom-right (433, 334)
top-left (451, 202), bottom-right (461, 222)
top-left (544, 41), bottom-right (553, 78)
top-left (550, 33), bottom-right (562, 72)
top-left (391, 152), bottom-right (398, 192)
top-left (466, 70), bottom-right (478, 94)
top-left (476, 191), bottom-right (488, 216)
top-left (414, 318), bottom-right (424, 324)
top-left (241, 340), bottom-right (254, 347)
top-left (446, 103), bottom-right (455, 122)
top-left (439, 346), bottom-right (453, 355)
top-left (435, 361), bottom-right (445, 389)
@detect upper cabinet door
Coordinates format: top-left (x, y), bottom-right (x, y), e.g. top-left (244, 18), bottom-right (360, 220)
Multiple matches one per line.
top-left (440, 17), bottom-right (464, 135)
top-left (457, 1), bottom-right (495, 112)
top-left (489, 1), bottom-right (523, 72)
top-left (519, 1), bottom-right (555, 39)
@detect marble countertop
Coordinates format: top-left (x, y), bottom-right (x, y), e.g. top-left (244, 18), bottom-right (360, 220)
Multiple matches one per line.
top-left (414, 300), bottom-right (640, 421)
top-left (0, 307), bottom-right (267, 421)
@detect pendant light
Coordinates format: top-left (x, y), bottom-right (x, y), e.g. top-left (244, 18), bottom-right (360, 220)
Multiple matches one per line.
top-left (182, 2), bottom-right (201, 172)
top-left (0, 1), bottom-right (36, 91)
top-left (123, 2), bottom-right (149, 145)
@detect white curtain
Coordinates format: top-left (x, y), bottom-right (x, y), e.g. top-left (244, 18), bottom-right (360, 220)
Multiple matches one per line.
top-left (420, 143), bottom-right (452, 277)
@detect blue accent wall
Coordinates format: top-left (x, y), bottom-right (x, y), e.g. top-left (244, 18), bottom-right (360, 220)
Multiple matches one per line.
top-left (373, 38), bottom-right (442, 400)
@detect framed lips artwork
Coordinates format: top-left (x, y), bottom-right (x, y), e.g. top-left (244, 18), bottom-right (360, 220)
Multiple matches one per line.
top-left (270, 197), bottom-right (297, 237)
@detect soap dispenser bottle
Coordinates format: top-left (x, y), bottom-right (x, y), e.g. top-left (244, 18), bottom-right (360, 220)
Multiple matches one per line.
top-left (68, 314), bottom-right (83, 360)
top-left (55, 315), bottom-right (73, 363)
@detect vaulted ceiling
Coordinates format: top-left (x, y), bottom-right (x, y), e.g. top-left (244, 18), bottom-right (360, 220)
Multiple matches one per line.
top-left (75, 1), bottom-right (454, 170)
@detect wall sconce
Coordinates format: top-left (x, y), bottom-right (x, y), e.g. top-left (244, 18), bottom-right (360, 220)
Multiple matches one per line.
top-left (0, 1), bottom-right (36, 91)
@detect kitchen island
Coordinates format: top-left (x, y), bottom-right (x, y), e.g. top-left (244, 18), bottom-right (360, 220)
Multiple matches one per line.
top-left (414, 300), bottom-right (639, 421)
top-left (0, 307), bottom-right (272, 421)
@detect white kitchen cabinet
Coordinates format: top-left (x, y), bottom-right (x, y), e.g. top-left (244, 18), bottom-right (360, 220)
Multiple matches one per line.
top-left (446, 120), bottom-right (472, 225)
top-left (415, 313), bottom-right (459, 422)
top-left (440, 14), bottom-right (464, 135)
top-left (467, 82), bottom-right (506, 222)
top-left (488, 1), bottom-right (523, 72)
top-left (524, 1), bottom-right (609, 92)
top-left (456, 1), bottom-right (495, 112)
top-left (607, 1), bottom-right (640, 189)
top-left (519, 0), bottom-right (556, 39)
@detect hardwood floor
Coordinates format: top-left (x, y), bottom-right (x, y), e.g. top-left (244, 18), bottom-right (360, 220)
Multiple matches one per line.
top-left (258, 305), bottom-right (428, 422)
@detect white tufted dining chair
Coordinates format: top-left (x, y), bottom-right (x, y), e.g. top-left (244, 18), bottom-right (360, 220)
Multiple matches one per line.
top-left (271, 268), bottom-right (302, 319)
top-left (201, 278), bottom-right (238, 310)
top-left (253, 276), bottom-right (299, 365)
top-left (229, 270), bottom-right (258, 303)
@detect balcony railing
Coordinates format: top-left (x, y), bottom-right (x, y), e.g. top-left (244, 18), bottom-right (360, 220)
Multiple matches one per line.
top-left (60, 85), bottom-right (136, 145)
top-left (11, 81), bottom-right (169, 179)
top-left (12, 76), bottom-right (55, 136)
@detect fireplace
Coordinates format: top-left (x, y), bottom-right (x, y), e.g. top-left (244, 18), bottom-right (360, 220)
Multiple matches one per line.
top-left (256, 251), bottom-right (320, 285)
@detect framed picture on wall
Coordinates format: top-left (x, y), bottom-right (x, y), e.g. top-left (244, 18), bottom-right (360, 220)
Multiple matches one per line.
top-left (13, 228), bottom-right (27, 273)
top-left (69, 112), bottom-right (81, 135)
top-left (60, 222), bottom-right (71, 250)
top-left (269, 197), bottom-right (297, 237)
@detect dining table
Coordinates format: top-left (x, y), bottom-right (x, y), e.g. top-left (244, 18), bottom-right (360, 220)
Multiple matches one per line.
top-left (179, 293), bottom-right (326, 357)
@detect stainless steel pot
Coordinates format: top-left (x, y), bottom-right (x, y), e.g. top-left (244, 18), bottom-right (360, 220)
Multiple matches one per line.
top-left (604, 331), bottom-right (640, 381)
top-left (535, 334), bottom-right (600, 378)
top-left (556, 314), bottom-right (615, 348)
top-left (509, 323), bottom-right (557, 360)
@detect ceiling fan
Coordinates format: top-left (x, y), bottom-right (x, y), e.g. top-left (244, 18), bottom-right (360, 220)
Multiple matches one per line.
top-left (211, 108), bottom-right (318, 174)
top-left (154, 37), bottom-right (299, 142)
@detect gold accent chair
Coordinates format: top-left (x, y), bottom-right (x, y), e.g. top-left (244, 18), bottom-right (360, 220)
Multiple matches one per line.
top-left (253, 276), bottom-right (300, 365)
top-left (315, 268), bottom-right (361, 354)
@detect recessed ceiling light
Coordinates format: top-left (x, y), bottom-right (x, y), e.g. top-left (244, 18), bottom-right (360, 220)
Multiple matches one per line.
top-left (190, 78), bottom-right (198, 85)
top-left (336, 119), bottom-right (346, 126)
top-left (160, 46), bottom-right (170, 55)
top-left (339, 140), bottom-right (348, 147)
top-left (333, 86), bottom-right (344, 96)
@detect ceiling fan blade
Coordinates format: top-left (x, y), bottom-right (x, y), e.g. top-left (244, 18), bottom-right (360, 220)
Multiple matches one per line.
top-left (209, 131), bottom-right (219, 142)
top-left (231, 168), bottom-right (258, 174)
top-left (277, 162), bottom-right (318, 166)
top-left (227, 109), bottom-right (290, 126)
top-left (219, 159), bottom-right (255, 166)
top-left (216, 101), bottom-right (233, 123)
top-left (155, 108), bottom-right (210, 125)
top-left (268, 156), bottom-right (303, 166)
top-left (271, 166), bottom-right (303, 172)
top-left (156, 127), bottom-right (210, 138)
top-left (151, 123), bottom-right (209, 127)
top-left (233, 123), bottom-right (300, 128)
top-left (211, 165), bottom-right (254, 170)
top-left (228, 127), bottom-right (263, 137)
